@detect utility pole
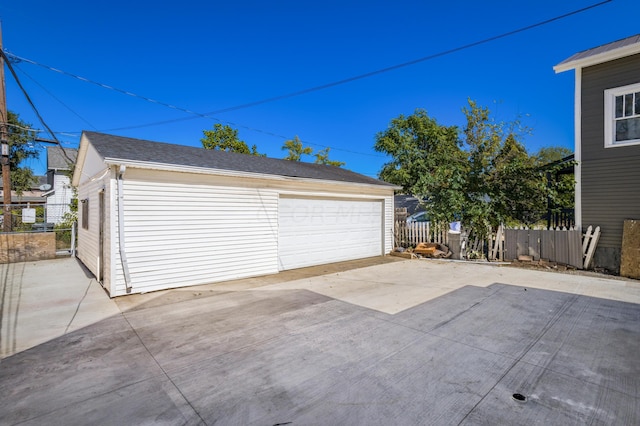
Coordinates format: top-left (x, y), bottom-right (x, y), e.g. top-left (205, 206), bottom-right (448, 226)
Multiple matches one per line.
top-left (0, 22), bottom-right (11, 232)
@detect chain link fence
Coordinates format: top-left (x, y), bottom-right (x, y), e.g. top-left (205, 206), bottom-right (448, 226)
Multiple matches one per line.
top-left (0, 203), bottom-right (76, 256)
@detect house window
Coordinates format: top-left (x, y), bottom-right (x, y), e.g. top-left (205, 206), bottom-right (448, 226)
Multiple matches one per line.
top-left (81, 199), bottom-right (89, 229)
top-left (604, 82), bottom-right (640, 148)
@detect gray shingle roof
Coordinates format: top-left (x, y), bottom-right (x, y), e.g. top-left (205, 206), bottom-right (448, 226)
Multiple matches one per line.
top-left (394, 195), bottom-right (426, 215)
top-left (556, 33), bottom-right (640, 68)
top-left (83, 131), bottom-right (394, 187)
top-left (35, 175), bottom-right (48, 188)
top-left (47, 146), bottom-right (78, 170)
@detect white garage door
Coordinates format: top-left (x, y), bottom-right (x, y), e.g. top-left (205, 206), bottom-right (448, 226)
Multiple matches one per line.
top-left (278, 196), bottom-right (383, 270)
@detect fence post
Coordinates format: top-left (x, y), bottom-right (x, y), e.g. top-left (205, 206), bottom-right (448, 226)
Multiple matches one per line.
top-left (490, 224), bottom-right (503, 261)
top-left (71, 221), bottom-right (76, 256)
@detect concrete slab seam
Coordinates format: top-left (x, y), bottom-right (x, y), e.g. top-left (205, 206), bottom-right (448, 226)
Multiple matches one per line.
top-left (456, 293), bottom-right (582, 423)
top-left (63, 278), bottom-right (95, 334)
top-left (119, 311), bottom-right (207, 424)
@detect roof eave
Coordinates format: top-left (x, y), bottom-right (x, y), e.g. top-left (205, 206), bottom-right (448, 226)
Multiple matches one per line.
top-left (104, 158), bottom-right (399, 191)
top-left (71, 134), bottom-right (90, 187)
top-left (554, 43), bottom-right (640, 73)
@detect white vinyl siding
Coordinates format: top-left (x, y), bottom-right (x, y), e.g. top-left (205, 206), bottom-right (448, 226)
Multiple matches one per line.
top-left (111, 171), bottom-right (279, 296)
top-left (384, 194), bottom-right (394, 254)
top-left (76, 160), bottom-right (395, 296)
top-left (278, 196), bottom-right (383, 270)
top-left (76, 170), bottom-right (110, 283)
top-left (46, 174), bottom-right (74, 224)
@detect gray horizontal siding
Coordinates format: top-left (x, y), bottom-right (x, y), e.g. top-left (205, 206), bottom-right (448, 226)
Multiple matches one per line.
top-left (582, 157), bottom-right (640, 248)
top-left (582, 53), bottom-right (640, 161)
top-left (581, 53), bottom-right (640, 250)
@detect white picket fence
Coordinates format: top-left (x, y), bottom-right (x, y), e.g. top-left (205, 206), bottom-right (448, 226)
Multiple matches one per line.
top-left (394, 221), bottom-right (449, 247)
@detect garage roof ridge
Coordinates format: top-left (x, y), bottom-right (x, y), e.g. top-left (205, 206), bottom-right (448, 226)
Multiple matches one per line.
top-left (81, 131), bottom-right (394, 187)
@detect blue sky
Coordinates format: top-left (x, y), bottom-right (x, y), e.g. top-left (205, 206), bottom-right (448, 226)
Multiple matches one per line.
top-left (1, 0), bottom-right (638, 178)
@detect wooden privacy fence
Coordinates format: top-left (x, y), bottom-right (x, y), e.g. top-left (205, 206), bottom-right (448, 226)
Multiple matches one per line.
top-left (493, 225), bottom-right (601, 269)
top-left (394, 208), bottom-right (601, 269)
top-left (504, 227), bottom-right (582, 267)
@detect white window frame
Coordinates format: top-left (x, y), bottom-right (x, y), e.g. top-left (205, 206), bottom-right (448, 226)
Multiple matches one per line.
top-left (604, 82), bottom-right (640, 148)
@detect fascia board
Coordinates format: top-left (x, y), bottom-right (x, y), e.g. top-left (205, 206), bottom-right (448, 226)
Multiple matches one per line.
top-left (103, 158), bottom-right (401, 191)
top-left (71, 134), bottom-right (89, 187)
top-left (554, 43), bottom-right (640, 73)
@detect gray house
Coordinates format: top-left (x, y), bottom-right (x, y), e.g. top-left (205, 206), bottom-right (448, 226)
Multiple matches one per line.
top-left (72, 132), bottom-right (397, 297)
top-left (555, 34), bottom-right (640, 273)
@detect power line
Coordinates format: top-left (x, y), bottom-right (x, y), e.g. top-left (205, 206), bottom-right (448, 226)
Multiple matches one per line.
top-left (106, 117), bottom-right (385, 158)
top-left (1, 50), bottom-right (56, 141)
top-left (5, 122), bottom-right (41, 133)
top-left (4, 51), bottom-right (384, 158)
top-left (14, 63), bottom-right (97, 131)
top-left (5, 1), bottom-right (610, 129)
top-left (199, 0), bottom-right (613, 115)
top-left (0, 49), bottom-right (75, 164)
top-left (1, 0), bottom-right (611, 162)
top-left (4, 51), bottom-right (221, 121)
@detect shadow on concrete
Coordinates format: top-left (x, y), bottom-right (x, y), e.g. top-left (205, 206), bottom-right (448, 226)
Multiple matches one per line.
top-left (0, 282), bottom-right (638, 425)
top-left (0, 262), bottom-right (27, 358)
top-left (114, 255), bottom-right (404, 313)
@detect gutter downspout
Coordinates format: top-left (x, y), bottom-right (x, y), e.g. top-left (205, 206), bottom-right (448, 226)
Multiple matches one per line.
top-left (117, 165), bottom-right (132, 293)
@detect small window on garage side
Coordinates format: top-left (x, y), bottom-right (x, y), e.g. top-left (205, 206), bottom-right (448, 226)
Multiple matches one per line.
top-left (82, 199), bottom-right (89, 229)
top-left (604, 82), bottom-right (640, 148)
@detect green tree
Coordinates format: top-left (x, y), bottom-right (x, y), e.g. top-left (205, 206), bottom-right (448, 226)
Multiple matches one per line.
top-left (282, 136), bottom-right (345, 167)
top-left (4, 111), bottom-right (39, 194)
top-left (533, 145), bottom-right (575, 211)
top-left (201, 123), bottom-right (263, 156)
top-left (485, 134), bottom-right (546, 226)
top-left (375, 100), bottom-right (563, 234)
top-left (314, 147), bottom-right (345, 167)
top-left (282, 135), bottom-right (313, 161)
top-left (375, 108), bottom-right (465, 223)
top-left (533, 146), bottom-right (573, 166)
top-left (461, 100), bottom-right (546, 230)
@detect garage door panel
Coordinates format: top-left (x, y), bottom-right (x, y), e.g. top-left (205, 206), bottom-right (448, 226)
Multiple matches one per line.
top-left (278, 197), bottom-right (383, 270)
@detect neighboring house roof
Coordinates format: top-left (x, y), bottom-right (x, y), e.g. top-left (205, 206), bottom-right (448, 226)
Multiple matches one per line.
top-left (0, 190), bottom-right (47, 203)
top-left (0, 176), bottom-right (49, 203)
top-left (394, 195), bottom-right (426, 215)
top-left (47, 147), bottom-right (78, 171)
top-left (76, 131), bottom-right (395, 188)
top-left (554, 33), bottom-right (640, 72)
top-left (34, 175), bottom-right (48, 189)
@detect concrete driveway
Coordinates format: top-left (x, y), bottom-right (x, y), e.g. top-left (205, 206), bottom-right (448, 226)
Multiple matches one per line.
top-left (1, 256), bottom-right (639, 425)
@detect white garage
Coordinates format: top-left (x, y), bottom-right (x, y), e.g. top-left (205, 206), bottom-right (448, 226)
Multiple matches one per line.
top-left (73, 132), bottom-right (397, 297)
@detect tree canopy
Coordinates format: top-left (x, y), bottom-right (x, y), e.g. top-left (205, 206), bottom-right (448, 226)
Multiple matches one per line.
top-left (533, 145), bottom-right (573, 166)
top-left (282, 135), bottom-right (313, 161)
top-left (314, 147), bottom-right (345, 167)
top-left (201, 124), bottom-right (263, 156)
top-left (532, 145), bottom-right (575, 211)
top-left (375, 109), bottom-right (465, 222)
top-left (3, 111), bottom-right (39, 194)
top-left (375, 100), bottom-right (571, 233)
top-left (281, 136), bottom-right (345, 167)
